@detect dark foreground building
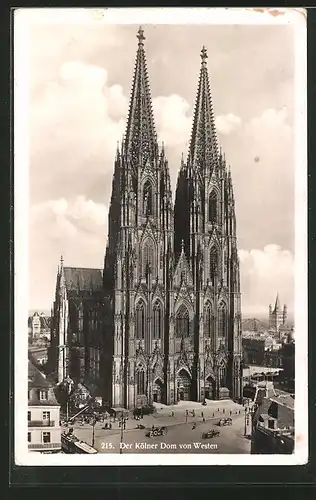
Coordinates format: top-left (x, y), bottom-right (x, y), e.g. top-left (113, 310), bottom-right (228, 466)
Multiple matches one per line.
top-left (50, 28), bottom-right (242, 409)
top-left (251, 389), bottom-right (294, 454)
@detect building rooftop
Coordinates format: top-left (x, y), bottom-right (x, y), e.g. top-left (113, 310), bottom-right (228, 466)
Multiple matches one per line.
top-left (28, 313), bottom-right (51, 329)
top-left (270, 392), bottom-right (295, 410)
top-left (63, 267), bottom-right (103, 293)
top-left (28, 359), bottom-right (59, 407)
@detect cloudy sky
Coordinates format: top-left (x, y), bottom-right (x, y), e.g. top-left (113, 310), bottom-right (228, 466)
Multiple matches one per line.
top-left (25, 19), bottom-right (295, 317)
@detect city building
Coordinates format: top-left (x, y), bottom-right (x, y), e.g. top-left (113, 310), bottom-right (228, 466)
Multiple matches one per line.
top-left (268, 294), bottom-right (287, 335)
top-left (242, 337), bottom-right (265, 366)
top-left (28, 312), bottom-right (51, 345)
top-left (28, 346), bottom-right (49, 367)
top-left (28, 359), bottom-right (61, 453)
top-left (264, 343), bottom-right (282, 368)
top-left (251, 388), bottom-right (294, 454)
top-left (279, 328), bottom-right (295, 392)
top-left (50, 28), bottom-right (242, 409)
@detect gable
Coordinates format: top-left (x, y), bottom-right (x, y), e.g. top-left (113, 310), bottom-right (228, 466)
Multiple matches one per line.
top-left (173, 251), bottom-right (193, 287)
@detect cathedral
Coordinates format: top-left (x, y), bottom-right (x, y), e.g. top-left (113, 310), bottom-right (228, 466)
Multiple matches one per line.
top-left (49, 27), bottom-right (243, 409)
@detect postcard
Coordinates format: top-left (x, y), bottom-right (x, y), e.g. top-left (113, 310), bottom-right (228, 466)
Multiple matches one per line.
top-left (14, 7), bottom-right (307, 466)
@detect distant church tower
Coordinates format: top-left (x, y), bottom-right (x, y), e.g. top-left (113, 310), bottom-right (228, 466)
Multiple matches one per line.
top-left (103, 27), bottom-right (174, 409)
top-left (269, 293), bottom-right (287, 333)
top-left (173, 46), bottom-right (242, 402)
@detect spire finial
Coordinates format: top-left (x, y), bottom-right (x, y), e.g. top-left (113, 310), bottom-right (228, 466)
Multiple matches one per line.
top-left (60, 255), bottom-right (64, 267)
top-left (181, 239), bottom-right (185, 252)
top-left (201, 46), bottom-right (208, 64)
top-left (137, 26), bottom-right (145, 45)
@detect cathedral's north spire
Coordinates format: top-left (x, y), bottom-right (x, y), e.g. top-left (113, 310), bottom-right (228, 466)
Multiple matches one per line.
top-left (188, 46), bottom-right (218, 170)
top-left (124, 27), bottom-right (157, 165)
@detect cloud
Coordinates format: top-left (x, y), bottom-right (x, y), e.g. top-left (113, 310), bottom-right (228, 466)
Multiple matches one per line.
top-left (239, 244), bottom-right (294, 316)
top-left (29, 196), bottom-right (108, 308)
top-left (215, 113), bottom-right (242, 135)
top-left (29, 192), bottom-right (294, 320)
top-left (153, 94), bottom-right (191, 147)
top-left (26, 50), bottom-right (294, 312)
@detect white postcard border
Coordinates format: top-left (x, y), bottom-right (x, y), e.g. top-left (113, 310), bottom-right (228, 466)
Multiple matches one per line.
top-left (14, 7), bottom-right (308, 466)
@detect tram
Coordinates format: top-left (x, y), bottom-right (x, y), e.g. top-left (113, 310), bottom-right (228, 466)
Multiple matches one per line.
top-left (61, 432), bottom-right (97, 454)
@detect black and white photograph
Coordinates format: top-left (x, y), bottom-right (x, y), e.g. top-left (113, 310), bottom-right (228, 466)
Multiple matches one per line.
top-left (14, 7), bottom-right (307, 465)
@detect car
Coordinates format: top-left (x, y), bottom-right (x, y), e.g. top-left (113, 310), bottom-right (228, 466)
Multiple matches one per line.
top-left (146, 426), bottom-right (168, 437)
top-left (218, 417), bottom-right (233, 427)
top-left (133, 405), bottom-right (156, 418)
top-left (202, 429), bottom-right (220, 439)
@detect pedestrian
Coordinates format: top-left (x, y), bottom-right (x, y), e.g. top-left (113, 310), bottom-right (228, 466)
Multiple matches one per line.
top-left (212, 412), bottom-right (214, 418)
top-left (217, 408), bottom-right (219, 412)
top-left (203, 417), bottom-right (205, 423)
top-left (192, 410), bottom-right (195, 418)
top-left (230, 410), bottom-right (232, 416)
top-left (201, 411), bottom-right (204, 419)
top-left (192, 422), bottom-right (196, 430)
top-left (223, 409), bottom-right (225, 414)
top-left (171, 411), bottom-right (174, 417)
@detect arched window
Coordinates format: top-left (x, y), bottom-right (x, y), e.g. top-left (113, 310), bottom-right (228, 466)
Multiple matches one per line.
top-left (208, 191), bottom-right (217, 223)
top-left (143, 180), bottom-right (153, 216)
top-left (175, 305), bottom-right (190, 338)
top-left (153, 302), bottom-right (162, 339)
top-left (142, 239), bottom-right (155, 277)
top-left (218, 303), bottom-right (227, 340)
top-left (204, 304), bottom-right (212, 337)
top-left (136, 368), bottom-right (145, 395)
top-left (210, 247), bottom-right (218, 281)
top-left (135, 302), bottom-right (145, 339)
top-left (219, 365), bottom-right (226, 387)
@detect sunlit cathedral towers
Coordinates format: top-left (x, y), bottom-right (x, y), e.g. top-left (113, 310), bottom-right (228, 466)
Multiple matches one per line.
top-left (102, 29), bottom-right (242, 408)
top-left (50, 27), bottom-right (243, 408)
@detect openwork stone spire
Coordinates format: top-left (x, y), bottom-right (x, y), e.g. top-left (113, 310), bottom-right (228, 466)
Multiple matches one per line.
top-left (188, 46), bottom-right (218, 170)
top-left (124, 26), bottom-right (157, 166)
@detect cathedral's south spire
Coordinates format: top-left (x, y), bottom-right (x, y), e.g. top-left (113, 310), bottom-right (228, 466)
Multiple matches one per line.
top-left (124, 26), bottom-right (157, 166)
top-left (188, 46), bottom-right (218, 170)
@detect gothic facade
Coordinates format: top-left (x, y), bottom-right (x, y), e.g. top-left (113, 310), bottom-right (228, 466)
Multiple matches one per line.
top-left (50, 28), bottom-right (242, 409)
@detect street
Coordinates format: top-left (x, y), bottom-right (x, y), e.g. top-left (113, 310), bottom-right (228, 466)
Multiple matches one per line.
top-left (65, 400), bottom-right (251, 454)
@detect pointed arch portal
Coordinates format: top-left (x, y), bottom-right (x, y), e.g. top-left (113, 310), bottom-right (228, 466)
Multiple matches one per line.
top-left (152, 377), bottom-right (164, 403)
top-left (204, 374), bottom-right (216, 400)
top-left (176, 368), bottom-right (192, 401)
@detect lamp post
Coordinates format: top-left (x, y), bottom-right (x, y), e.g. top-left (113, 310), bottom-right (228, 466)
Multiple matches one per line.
top-left (119, 414), bottom-right (127, 455)
top-left (92, 414), bottom-right (96, 448)
top-left (62, 376), bottom-right (74, 424)
top-left (244, 405), bottom-right (251, 437)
